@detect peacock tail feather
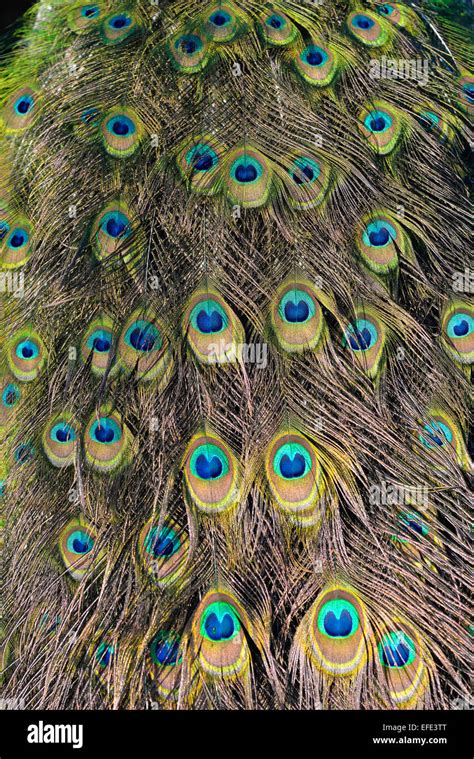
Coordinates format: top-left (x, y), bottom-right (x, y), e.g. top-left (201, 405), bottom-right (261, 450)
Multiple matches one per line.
top-left (0, 0), bottom-right (472, 711)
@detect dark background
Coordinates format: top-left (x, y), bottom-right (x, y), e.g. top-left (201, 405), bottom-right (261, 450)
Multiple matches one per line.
top-left (0, 1), bottom-right (35, 31)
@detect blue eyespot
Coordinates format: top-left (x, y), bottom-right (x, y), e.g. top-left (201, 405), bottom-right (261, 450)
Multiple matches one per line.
top-left (379, 632), bottom-right (416, 668)
top-left (151, 633), bottom-right (182, 666)
top-left (38, 611), bottom-right (61, 635)
top-left (50, 423), bottom-right (76, 444)
top-left (14, 441), bottom-right (35, 465)
top-left (399, 511), bottom-right (429, 538)
top-left (190, 443), bottom-right (229, 481)
top-left (2, 382), bottom-right (20, 408)
top-left (124, 320), bottom-right (162, 353)
top-left (15, 339), bottom-right (39, 361)
top-left (446, 313), bottom-right (473, 340)
top-left (279, 289), bottom-right (316, 324)
top-left (363, 220), bottom-right (397, 247)
top-left (101, 211), bottom-right (131, 239)
top-left (205, 611), bottom-right (235, 640)
top-left (14, 94), bottom-right (34, 117)
top-left (418, 110), bottom-right (440, 131)
top-left (344, 319), bottom-right (378, 351)
top-left (87, 329), bottom-right (112, 353)
top-left (90, 417), bottom-right (122, 445)
top-left (324, 609), bottom-right (353, 637)
top-left (377, 4), bottom-right (394, 15)
top-left (273, 442), bottom-right (312, 480)
top-left (186, 143), bottom-right (218, 172)
top-left (145, 526), bottom-right (180, 558)
top-left (352, 14), bottom-right (375, 30)
top-left (420, 421), bottom-right (453, 450)
top-left (0, 480), bottom-right (5, 498)
top-left (230, 156), bottom-right (263, 184)
top-left (364, 110), bottom-right (392, 133)
top-left (81, 107), bottom-right (101, 126)
top-left (0, 221), bottom-right (10, 239)
top-left (67, 529), bottom-right (94, 555)
top-left (317, 599), bottom-right (359, 639)
top-left (290, 156), bottom-right (321, 185)
top-left (7, 228), bottom-right (29, 249)
top-left (81, 5), bottom-right (100, 18)
top-left (209, 10), bottom-right (231, 27)
top-left (190, 299), bottom-right (228, 335)
top-left (301, 45), bottom-right (327, 67)
top-left (266, 14), bottom-right (285, 29)
top-left (176, 34), bottom-right (203, 55)
top-left (109, 14), bottom-right (132, 30)
top-left (196, 454), bottom-right (222, 479)
top-left (106, 114), bottom-right (136, 138)
top-left (463, 84), bottom-right (474, 104)
top-left (96, 642), bottom-right (114, 668)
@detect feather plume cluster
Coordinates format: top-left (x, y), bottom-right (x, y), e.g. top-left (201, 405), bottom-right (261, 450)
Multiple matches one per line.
top-left (0, 0), bottom-right (472, 710)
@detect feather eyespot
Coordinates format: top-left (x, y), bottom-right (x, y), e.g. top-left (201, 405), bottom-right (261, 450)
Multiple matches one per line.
top-left (375, 3), bottom-right (408, 27)
top-left (168, 32), bottom-right (210, 73)
top-left (183, 288), bottom-right (245, 364)
top-left (13, 440), bottom-right (36, 467)
top-left (90, 201), bottom-right (140, 267)
top-left (298, 585), bottom-right (371, 676)
top-left (184, 433), bottom-right (241, 514)
top-left (1, 378), bottom-right (21, 430)
top-left (271, 280), bottom-right (326, 353)
top-left (101, 108), bottom-right (144, 158)
top-left (379, 630), bottom-right (415, 668)
top-left (190, 591), bottom-right (251, 678)
top-left (118, 309), bottom-right (174, 385)
top-left (101, 12), bottom-right (138, 44)
top-left (151, 632), bottom-right (182, 667)
top-left (95, 641), bottom-right (114, 670)
top-left (203, 3), bottom-right (243, 42)
top-left (258, 10), bottom-right (297, 46)
top-left (84, 407), bottom-right (133, 472)
top-left (68, 4), bottom-right (102, 33)
top-left (356, 214), bottom-right (406, 274)
top-left (440, 302), bottom-right (473, 366)
top-left (149, 631), bottom-right (186, 700)
top-left (59, 518), bottom-right (99, 581)
top-left (294, 44), bottom-right (337, 87)
top-left (377, 621), bottom-right (427, 706)
top-left (1, 86), bottom-right (39, 133)
top-left (75, 107), bottom-right (102, 142)
top-left (265, 432), bottom-right (326, 526)
top-left (343, 307), bottom-right (386, 379)
top-left (419, 420), bottom-right (452, 450)
top-left (358, 103), bottom-right (402, 155)
top-left (1, 217), bottom-right (32, 269)
top-left (7, 329), bottom-right (47, 382)
top-left (285, 154), bottom-right (330, 209)
top-left (177, 134), bottom-right (223, 194)
top-left (416, 109), bottom-right (452, 144)
top-left (224, 146), bottom-right (272, 208)
top-left (417, 407), bottom-right (471, 471)
top-left (43, 414), bottom-right (78, 468)
top-left (81, 315), bottom-right (119, 378)
top-left (347, 11), bottom-right (390, 47)
top-left (139, 518), bottom-right (189, 586)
